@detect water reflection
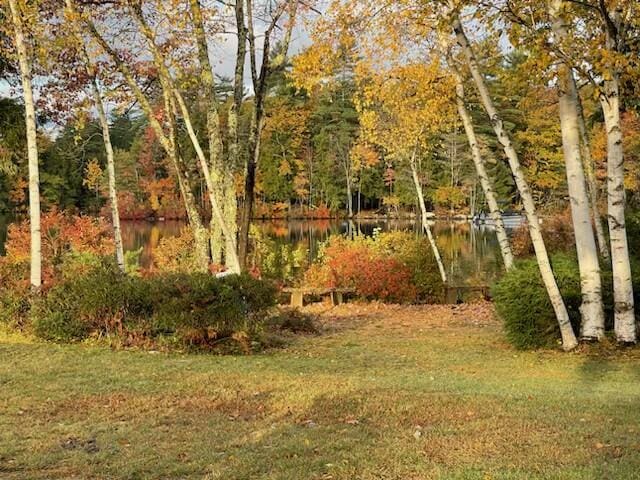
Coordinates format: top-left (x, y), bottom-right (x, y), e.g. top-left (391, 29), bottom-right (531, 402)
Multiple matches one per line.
top-left (0, 217), bottom-right (508, 286)
top-left (121, 219), bottom-right (505, 285)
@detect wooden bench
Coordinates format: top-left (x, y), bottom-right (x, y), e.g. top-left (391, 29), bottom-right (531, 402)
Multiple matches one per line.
top-left (444, 285), bottom-right (491, 304)
top-left (282, 287), bottom-right (354, 308)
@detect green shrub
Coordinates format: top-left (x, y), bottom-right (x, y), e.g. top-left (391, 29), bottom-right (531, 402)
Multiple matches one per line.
top-left (0, 289), bottom-right (31, 329)
top-left (492, 254), bottom-right (582, 349)
top-left (31, 262), bottom-right (277, 351)
top-left (492, 254), bottom-right (640, 349)
top-left (31, 261), bottom-right (151, 342)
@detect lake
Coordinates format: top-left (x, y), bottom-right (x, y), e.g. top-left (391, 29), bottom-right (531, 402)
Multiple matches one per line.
top-left (0, 217), bottom-right (515, 286)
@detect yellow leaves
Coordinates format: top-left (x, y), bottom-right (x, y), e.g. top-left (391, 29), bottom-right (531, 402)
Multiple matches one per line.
top-left (350, 141), bottom-right (379, 171)
top-left (278, 159), bottom-right (292, 176)
top-left (82, 158), bottom-right (103, 191)
top-left (355, 61), bottom-right (455, 161)
top-left (290, 43), bottom-right (339, 93)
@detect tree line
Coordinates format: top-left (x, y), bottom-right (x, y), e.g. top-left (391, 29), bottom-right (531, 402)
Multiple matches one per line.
top-left (2, 0), bottom-right (640, 348)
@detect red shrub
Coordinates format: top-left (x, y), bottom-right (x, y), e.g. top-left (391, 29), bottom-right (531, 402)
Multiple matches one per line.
top-left (305, 237), bottom-right (417, 303)
top-left (1, 208), bottom-right (115, 288)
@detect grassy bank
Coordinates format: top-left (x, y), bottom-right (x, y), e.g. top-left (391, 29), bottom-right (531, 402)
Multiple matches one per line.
top-left (1, 302), bottom-right (639, 479)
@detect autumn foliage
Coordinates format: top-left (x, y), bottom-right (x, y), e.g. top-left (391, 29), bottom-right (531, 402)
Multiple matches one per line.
top-left (304, 232), bottom-right (445, 304)
top-left (1, 209), bottom-right (115, 289)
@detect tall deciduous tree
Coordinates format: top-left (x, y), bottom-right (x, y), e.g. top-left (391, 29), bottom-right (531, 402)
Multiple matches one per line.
top-left (592, 1), bottom-right (637, 343)
top-left (548, 0), bottom-right (605, 340)
top-left (239, 0), bottom-right (299, 268)
top-left (451, 67), bottom-right (514, 270)
top-left (65, 4), bottom-right (125, 271)
top-left (68, 0), bottom-right (211, 272)
top-left (356, 62), bottom-right (454, 283)
top-left (7, 0), bottom-right (41, 289)
top-left (449, 10), bottom-right (578, 350)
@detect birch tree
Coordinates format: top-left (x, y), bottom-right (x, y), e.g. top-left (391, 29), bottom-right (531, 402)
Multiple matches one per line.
top-left (452, 68), bottom-right (514, 270)
top-left (589, 1), bottom-right (637, 343)
top-left (7, 0), bottom-right (41, 289)
top-left (449, 11), bottom-right (578, 350)
top-left (548, 0), bottom-right (605, 340)
top-left (67, 0), bottom-right (211, 272)
top-left (576, 92), bottom-right (609, 260)
top-left (356, 62), bottom-right (455, 283)
top-left (64, 8), bottom-right (126, 271)
top-left (126, 0), bottom-right (242, 273)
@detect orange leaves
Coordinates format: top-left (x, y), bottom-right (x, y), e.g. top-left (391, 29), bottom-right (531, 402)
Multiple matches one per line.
top-left (349, 141), bottom-right (379, 171)
top-left (304, 236), bottom-right (417, 303)
top-left (1, 209), bottom-right (115, 288)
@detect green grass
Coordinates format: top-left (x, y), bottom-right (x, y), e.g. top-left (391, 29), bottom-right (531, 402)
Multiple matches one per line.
top-left (1, 303), bottom-right (640, 479)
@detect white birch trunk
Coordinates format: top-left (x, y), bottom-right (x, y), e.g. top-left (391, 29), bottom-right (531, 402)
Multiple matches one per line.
top-left (410, 160), bottom-right (447, 284)
top-left (9, 0), bottom-right (41, 289)
top-left (90, 78), bottom-right (125, 272)
top-left (549, 0), bottom-right (605, 340)
top-left (452, 14), bottom-right (578, 350)
top-left (454, 74), bottom-right (514, 270)
top-left (68, 3), bottom-right (125, 272)
top-left (577, 93), bottom-right (610, 260)
top-left (601, 78), bottom-right (636, 343)
top-left (75, 1), bottom-right (210, 272)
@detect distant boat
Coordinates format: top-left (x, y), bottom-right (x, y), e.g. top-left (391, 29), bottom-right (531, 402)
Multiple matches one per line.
top-left (472, 212), bottom-right (525, 229)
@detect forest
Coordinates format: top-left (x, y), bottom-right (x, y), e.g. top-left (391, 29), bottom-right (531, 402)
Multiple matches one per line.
top-left (1, 1), bottom-right (640, 478)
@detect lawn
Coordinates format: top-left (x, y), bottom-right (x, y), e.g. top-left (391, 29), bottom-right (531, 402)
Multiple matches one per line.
top-left (1, 302), bottom-right (639, 480)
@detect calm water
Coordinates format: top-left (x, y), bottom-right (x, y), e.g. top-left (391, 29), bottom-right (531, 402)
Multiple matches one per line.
top-left (102, 218), bottom-right (508, 285)
top-left (0, 217), bottom-right (511, 285)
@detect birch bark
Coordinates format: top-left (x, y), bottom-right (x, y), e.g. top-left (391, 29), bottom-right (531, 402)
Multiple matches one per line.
top-left (601, 79), bottom-right (636, 342)
top-left (9, 0), bottom-right (41, 289)
top-left (549, 0), bottom-right (605, 340)
top-left (453, 72), bottom-right (514, 270)
top-left (452, 14), bottom-right (577, 350)
top-left (410, 159), bottom-right (448, 284)
top-left (89, 75), bottom-right (125, 272)
top-left (576, 93), bottom-right (609, 260)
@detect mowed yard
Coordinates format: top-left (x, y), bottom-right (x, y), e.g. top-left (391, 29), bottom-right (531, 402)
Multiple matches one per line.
top-left (1, 302), bottom-right (640, 480)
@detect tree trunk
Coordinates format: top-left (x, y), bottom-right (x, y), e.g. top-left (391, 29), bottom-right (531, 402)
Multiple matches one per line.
top-left (577, 92), bottom-right (609, 260)
top-left (601, 77), bottom-right (636, 343)
top-left (189, 0), bottom-right (235, 268)
top-left (346, 166), bottom-right (353, 218)
top-left (454, 72), bottom-right (514, 270)
top-left (549, 0), bottom-right (605, 340)
top-left (410, 160), bottom-right (447, 283)
top-left (69, 7), bottom-right (125, 272)
top-left (452, 14), bottom-right (578, 350)
top-left (90, 76), bottom-right (125, 272)
top-left (78, 4), bottom-right (210, 271)
top-left (239, 0), bottom-right (296, 269)
top-left (130, 5), bottom-right (241, 273)
top-left (166, 96), bottom-right (211, 272)
top-left (9, 0), bottom-right (41, 290)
